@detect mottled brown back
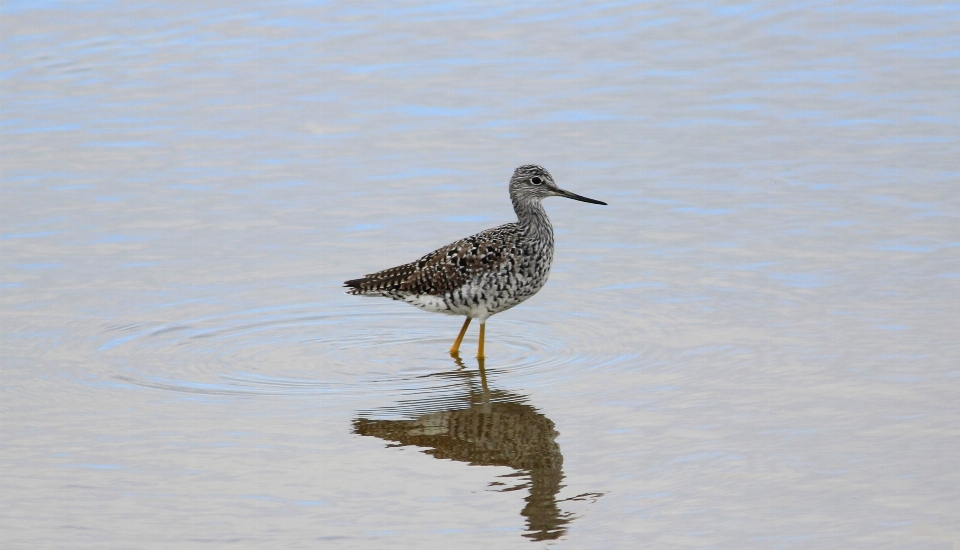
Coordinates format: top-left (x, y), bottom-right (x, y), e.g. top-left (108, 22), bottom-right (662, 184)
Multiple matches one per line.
top-left (344, 223), bottom-right (521, 296)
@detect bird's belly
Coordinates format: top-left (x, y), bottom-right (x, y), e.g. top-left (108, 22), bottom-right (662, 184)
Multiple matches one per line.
top-left (400, 293), bottom-right (455, 314)
top-left (396, 277), bottom-right (547, 321)
top-left (448, 270), bottom-right (549, 320)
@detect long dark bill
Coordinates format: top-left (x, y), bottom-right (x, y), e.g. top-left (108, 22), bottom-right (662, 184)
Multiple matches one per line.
top-left (555, 188), bottom-right (607, 205)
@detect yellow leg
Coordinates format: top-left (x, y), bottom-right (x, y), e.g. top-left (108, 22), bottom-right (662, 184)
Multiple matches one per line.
top-left (450, 317), bottom-right (471, 356)
top-left (478, 322), bottom-right (486, 359)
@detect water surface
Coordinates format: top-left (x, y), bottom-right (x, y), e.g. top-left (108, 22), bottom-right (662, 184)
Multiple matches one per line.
top-left (2, 2), bottom-right (959, 548)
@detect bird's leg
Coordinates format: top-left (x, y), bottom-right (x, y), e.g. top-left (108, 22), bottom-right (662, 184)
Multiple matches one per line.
top-left (478, 322), bottom-right (486, 359)
top-left (450, 317), bottom-right (472, 356)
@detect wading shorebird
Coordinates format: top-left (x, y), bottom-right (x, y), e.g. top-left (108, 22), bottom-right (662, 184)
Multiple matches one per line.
top-left (344, 165), bottom-right (606, 358)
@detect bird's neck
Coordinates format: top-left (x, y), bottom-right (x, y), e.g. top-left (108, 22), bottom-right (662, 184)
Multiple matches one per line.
top-left (513, 199), bottom-right (553, 242)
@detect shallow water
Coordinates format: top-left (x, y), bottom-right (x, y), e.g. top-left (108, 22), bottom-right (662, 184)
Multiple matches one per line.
top-left (2, 2), bottom-right (959, 548)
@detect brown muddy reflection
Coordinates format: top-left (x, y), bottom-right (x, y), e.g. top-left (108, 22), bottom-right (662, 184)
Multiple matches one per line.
top-left (352, 357), bottom-right (584, 541)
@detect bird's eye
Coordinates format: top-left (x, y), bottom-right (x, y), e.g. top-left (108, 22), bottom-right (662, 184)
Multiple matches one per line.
top-left (530, 177), bottom-right (543, 185)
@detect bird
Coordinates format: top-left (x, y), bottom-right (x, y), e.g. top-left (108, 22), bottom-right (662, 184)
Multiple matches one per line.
top-left (344, 165), bottom-right (606, 358)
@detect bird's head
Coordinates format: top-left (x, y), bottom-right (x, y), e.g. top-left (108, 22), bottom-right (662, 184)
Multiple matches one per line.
top-left (509, 165), bottom-right (607, 207)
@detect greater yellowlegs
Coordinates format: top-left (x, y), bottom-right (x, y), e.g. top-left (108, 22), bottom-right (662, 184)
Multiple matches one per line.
top-left (344, 165), bottom-right (606, 358)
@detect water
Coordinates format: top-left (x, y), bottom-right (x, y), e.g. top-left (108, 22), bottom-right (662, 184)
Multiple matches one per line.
top-left (2, 2), bottom-right (959, 548)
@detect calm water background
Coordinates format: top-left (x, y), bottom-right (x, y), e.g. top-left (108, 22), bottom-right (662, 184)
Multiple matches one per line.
top-left (2, 1), bottom-right (959, 548)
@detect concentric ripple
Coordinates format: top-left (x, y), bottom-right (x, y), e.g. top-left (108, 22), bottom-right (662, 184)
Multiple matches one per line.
top-left (97, 297), bottom-right (639, 400)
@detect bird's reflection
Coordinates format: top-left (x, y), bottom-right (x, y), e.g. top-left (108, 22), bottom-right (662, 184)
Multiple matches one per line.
top-left (352, 356), bottom-right (594, 541)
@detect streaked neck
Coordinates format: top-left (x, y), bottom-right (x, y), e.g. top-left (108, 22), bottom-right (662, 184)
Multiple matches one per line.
top-left (513, 199), bottom-right (553, 241)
